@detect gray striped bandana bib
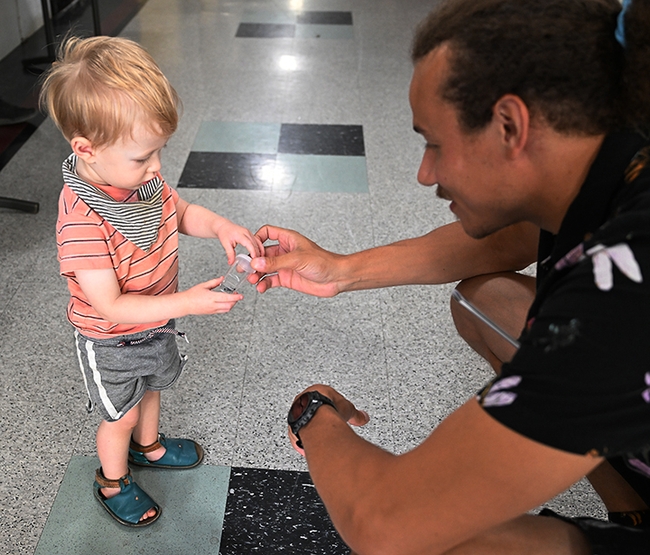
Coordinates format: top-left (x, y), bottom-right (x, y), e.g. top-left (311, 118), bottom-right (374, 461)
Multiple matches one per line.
top-left (62, 154), bottom-right (164, 252)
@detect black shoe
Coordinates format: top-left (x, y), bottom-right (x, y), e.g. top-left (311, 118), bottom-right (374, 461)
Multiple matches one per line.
top-left (0, 99), bottom-right (37, 125)
top-left (608, 509), bottom-right (650, 528)
top-left (540, 509), bottom-right (650, 555)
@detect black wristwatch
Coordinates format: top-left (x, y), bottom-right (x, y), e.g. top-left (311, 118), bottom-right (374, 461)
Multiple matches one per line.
top-left (288, 391), bottom-right (337, 448)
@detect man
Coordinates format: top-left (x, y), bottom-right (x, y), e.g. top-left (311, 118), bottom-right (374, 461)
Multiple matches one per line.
top-left (251, 0), bottom-right (650, 553)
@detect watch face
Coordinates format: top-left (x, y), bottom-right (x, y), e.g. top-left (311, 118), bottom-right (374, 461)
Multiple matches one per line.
top-left (288, 392), bottom-right (311, 424)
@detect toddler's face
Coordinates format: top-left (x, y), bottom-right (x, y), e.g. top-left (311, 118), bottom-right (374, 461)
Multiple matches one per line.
top-left (79, 120), bottom-right (169, 190)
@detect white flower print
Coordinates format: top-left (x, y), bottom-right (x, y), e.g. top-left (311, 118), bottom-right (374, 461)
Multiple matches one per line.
top-left (587, 243), bottom-right (643, 291)
top-left (481, 375), bottom-right (522, 408)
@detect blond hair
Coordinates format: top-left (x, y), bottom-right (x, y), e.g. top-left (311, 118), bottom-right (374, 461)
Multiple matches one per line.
top-left (39, 35), bottom-right (180, 148)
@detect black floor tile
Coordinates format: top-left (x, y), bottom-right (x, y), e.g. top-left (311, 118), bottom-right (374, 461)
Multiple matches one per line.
top-left (236, 23), bottom-right (296, 38)
top-left (278, 124), bottom-right (365, 157)
top-left (297, 11), bottom-right (353, 25)
top-left (220, 467), bottom-right (350, 555)
top-left (178, 152), bottom-right (277, 190)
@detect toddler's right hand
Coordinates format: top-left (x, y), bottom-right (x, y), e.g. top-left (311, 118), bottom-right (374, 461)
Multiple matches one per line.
top-left (185, 278), bottom-right (243, 315)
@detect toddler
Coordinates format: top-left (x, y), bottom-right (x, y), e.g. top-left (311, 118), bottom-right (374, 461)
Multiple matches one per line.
top-left (40, 35), bottom-right (262, 526)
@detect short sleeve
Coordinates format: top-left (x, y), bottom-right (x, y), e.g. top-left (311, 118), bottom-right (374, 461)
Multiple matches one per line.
top-left (56, 186), bottom-right (115, 276)
top-left (479, 239), bottom-right (650, 458)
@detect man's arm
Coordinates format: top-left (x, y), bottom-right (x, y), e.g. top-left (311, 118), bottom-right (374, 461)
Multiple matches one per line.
top-left (338, 220), bottom-right (538, 290)
top-left (252, 221), bottom-right (539, 296)
top-left (292, 386), bottom-right (601, 555)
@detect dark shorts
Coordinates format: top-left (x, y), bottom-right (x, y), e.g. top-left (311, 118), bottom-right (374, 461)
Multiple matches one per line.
top-left (540, 509), bottom-right (650, 555)
top-left (74, 323), bottom-right (187, 421)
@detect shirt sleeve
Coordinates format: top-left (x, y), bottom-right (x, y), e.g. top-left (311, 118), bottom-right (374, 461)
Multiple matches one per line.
top-left (56, 186), bottom-right (115, 276)
top-left (479, 239), bottom-right (650, 458)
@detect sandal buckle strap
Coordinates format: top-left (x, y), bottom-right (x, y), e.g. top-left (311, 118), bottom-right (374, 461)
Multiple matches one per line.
top-left (129, 433), bottom-right (164, 454)
top-left (94, 468), bottom-right (131, 489)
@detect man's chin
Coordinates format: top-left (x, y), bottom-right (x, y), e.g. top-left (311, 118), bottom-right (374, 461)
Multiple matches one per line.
top-left (458, 219), bottom-right (501, 240)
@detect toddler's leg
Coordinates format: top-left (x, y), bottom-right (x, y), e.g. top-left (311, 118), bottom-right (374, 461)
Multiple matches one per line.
top-left (131, 389), bottom-right (166, 461)
top-left (96, 404), bottom-right (157, 522)
top-left (128, 388), bottom-right (204, 469)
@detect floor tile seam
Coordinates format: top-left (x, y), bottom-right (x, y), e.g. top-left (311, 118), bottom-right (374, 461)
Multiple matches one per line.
top-left (376, 294), bottom-right (396, 452)
top-left (0, 298), bottom-right (8, 320)
top-left (226, 290), bottom-right (263, 467)
top-left (366, 193), bottom-right (397, 452)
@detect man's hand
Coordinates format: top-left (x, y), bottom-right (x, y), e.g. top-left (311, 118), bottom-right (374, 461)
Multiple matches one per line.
top-left (251, 225), bottom-right (345, 297)
top-left (288, 384), bottom-right (370, 456)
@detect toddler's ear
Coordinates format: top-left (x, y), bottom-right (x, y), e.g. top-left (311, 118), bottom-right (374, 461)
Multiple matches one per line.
top-left (70, 136), bottom-right (96, 161)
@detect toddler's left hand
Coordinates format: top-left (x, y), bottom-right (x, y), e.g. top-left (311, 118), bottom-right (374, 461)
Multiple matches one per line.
top-left (218, 222), bottom-right (264, 263)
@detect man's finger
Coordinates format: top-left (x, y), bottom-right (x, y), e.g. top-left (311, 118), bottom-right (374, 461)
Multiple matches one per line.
top-left (254, 271), bottom-right (280, 292)
top-left (348, 409), bottom-right (370, 427)
top-left (255, 224), bottom-right (286, 244)
top-left (251, 251), bottom-right (304, 274)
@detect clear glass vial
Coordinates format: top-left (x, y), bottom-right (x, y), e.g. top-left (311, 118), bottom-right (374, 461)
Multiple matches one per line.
top-left (217, 253), bottom-right (255, 293)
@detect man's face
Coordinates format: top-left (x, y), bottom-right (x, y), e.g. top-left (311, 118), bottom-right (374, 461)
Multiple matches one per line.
top-left (409, 46), bottom-right (524, 239)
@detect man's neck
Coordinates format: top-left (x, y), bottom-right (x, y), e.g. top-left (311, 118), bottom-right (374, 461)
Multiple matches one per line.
top-left (526, 132), bottom-right (605, 234)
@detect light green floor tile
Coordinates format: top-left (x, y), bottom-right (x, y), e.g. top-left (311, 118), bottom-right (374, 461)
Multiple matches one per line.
top-left (192, 121), bottom-right (281, 154)
top-left (295, 24), bottom-right (354, 39)
top-left (241, 10), bottom-right (296, 24)
top-left (35, 456), bottom-right (230, 555)
top-left (275, 154), bottom-right (368, 193)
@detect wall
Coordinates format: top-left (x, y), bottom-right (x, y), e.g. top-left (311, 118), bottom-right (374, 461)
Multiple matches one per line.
top-left (0, 0), bottom-right (44, 61)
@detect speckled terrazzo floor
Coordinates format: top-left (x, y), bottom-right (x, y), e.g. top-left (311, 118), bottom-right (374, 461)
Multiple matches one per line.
top-left (0, 0), bottom-right (607, 553)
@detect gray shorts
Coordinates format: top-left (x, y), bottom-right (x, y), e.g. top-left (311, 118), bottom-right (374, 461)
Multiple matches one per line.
top-left (74, 322), bottom-right (188, 421)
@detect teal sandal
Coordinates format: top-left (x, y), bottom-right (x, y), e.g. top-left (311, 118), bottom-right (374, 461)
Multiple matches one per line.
top-left (128, 433), bottom-right (204, 469)
top-left (93, 468), bottom-right (161, 527)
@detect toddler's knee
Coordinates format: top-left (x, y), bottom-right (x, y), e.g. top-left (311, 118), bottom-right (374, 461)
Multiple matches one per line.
top-left (112, 404), bottom-right (141, 430)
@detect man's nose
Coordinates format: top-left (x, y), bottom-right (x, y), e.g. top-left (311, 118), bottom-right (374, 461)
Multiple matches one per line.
top-left (417, 149), bottom-right (437, 186)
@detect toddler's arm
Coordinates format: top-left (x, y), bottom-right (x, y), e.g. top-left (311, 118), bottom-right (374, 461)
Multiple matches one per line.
top-left (75, 268), bottom-right (240, 324)
top-left (176, 198), bottom-right (263, 264)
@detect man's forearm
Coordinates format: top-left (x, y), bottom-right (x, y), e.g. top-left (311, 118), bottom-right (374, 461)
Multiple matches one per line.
top-left (337, 221), bottom-right (539, 292)
top-left (299, 407), bottom-right (397, 552)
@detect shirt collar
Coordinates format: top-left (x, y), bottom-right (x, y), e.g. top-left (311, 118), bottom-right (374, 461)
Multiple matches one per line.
top-left (541, 131), bottom-right (649, 273)
top-left (62, 153), bottom-right (165, 252)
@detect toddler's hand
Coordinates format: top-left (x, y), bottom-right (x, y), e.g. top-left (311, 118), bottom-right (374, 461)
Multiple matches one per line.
top-left (217, 222), bottom-right (264, 263)
top-left (184, 278), bottom-right (243, 315)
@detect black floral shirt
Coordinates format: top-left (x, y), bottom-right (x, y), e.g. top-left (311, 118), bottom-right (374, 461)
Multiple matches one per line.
top-left (478, 131), bottom-right (650, 477)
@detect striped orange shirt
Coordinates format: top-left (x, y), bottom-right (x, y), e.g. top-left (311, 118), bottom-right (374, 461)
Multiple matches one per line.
top-left (57, 177), bottom-right (180, 339)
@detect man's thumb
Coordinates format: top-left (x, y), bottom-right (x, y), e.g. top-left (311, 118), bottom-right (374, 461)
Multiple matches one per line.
top-left (250, 256), bottom-right (269, 273)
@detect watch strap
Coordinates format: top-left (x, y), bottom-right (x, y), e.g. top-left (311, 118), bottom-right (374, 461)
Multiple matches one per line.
top-left (288, 391), bottom-right (337, 448)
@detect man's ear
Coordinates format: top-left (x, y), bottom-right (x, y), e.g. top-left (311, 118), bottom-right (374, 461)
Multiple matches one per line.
top-left (492, 94), bottom-right (529, 159)
top-left (70, 136), bottom-right (96, 161)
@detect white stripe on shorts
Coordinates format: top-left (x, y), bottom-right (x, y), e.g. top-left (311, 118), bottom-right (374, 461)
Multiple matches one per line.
top-left (75, 332), bottom-right (123, 420)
